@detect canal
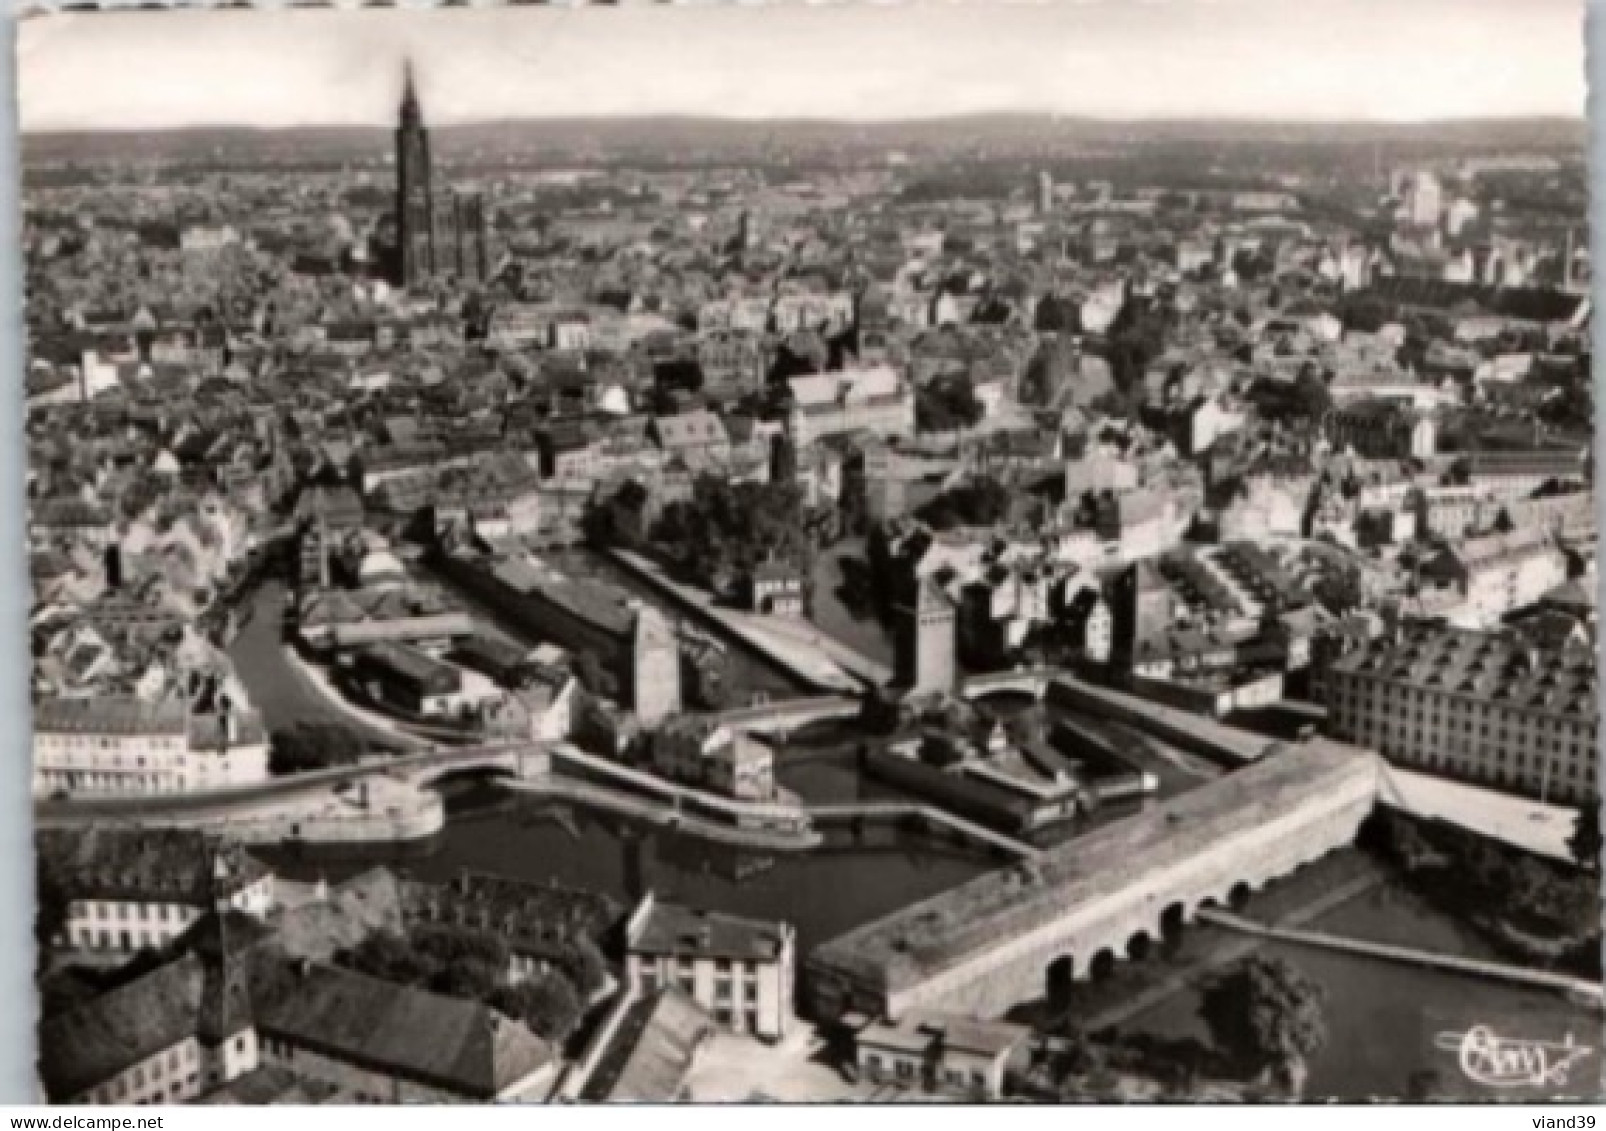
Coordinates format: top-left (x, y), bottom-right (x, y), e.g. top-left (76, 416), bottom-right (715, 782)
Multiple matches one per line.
top-left (1114, 865), bottom-right (1601, 1100)
top-left (261, 781), bottom-right (998, 957)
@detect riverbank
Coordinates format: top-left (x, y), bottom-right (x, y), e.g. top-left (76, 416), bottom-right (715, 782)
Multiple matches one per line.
top-left (38, 774), bottom-right (445, 846)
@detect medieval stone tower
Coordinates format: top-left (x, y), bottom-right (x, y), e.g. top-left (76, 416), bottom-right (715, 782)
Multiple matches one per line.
top-left (894, 577), bottom-right (956, 696)
top-left (630, 605), bottom-right (682, 728)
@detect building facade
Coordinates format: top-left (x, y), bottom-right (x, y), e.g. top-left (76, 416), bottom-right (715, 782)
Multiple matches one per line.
top-left (1323, 625), bottom-right (1598, 803)
top-left (623, 894), bottom-right (794, 1042)
top-left (32, 697), bottom-right (269, 799)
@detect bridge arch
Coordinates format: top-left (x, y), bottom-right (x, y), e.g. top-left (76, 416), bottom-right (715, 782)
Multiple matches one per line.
top-left (1126, 929), bottom-right (1154, 962)
top-left (1227, 881), bottom-right (1253, 910)
top-left (1089, 948), bottom-right (1117, 980)
top-left (414, 761), bottom-right (520, 788)
top-left (1160, 901), bottom-right (1187, 939)
top-left (1046, 955), bottom-right (1077, 1007)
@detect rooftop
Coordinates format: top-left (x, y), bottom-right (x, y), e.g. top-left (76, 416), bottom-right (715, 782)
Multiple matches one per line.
top-left (250, 958), bottom-right (555, 1100)
top-left (1331, 624), bottom-right (1597, 720)
top-left (629, 899), bottom-right (793, 963)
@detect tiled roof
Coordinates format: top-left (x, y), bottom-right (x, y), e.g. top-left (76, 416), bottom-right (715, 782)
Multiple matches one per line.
top-left (39, 951), bottom-right (205, 1102)
top-left (33, 695), bottom-right (187, 736)
top-left (628, 900), bottom-right (791, 963)
top-left (250, 959), bottom-right (555, 1100)
top-left (38, 828), bottom-right (270, 905)
top-left (580, 988), bottom-right (711, 1103)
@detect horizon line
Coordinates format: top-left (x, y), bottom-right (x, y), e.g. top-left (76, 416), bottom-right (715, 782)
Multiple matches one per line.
top-left (21, 110), bottom-right (1591, 139)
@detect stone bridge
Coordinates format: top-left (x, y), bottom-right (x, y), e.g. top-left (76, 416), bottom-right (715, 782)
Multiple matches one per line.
top-left (959, 668), bottom-right (1059, 702)
top-left (393, 743), bottom-right (551, 785)
top-left (805, 740), bottom-right (1382, 1022)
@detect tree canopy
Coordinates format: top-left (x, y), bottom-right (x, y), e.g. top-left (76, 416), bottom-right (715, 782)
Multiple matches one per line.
top-left (916, 373), bottom-right (985, 435)
top-left (1569, 804), bottom-right (1601, 872)
top-left (915, 475), bottom-right (1013, 531)
top-left (1200, 955), bottom-right (1328, 1086)
top-left (651, 473), bottom-right (811, 596)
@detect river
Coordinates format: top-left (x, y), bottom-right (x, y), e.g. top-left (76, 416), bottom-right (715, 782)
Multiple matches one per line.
top-left (1117, 875), bottom-right (1601, 1101)
top-left (260, 781), bottom-right (996, 956)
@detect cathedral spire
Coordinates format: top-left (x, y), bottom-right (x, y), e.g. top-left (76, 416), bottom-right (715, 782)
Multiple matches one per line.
top-left (400, 58), bottom-right (421, 125)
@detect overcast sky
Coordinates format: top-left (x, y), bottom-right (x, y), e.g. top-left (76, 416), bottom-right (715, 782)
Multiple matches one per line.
top-left (17, 0), bottom-right (1586, 132)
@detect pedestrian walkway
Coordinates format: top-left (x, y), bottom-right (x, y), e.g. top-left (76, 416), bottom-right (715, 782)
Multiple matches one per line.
top-left (1196, 908), bottom-right (1603, 1004)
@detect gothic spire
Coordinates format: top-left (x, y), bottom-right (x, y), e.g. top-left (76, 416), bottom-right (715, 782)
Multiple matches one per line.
top-left (400, 58), bottom-right (421, 125)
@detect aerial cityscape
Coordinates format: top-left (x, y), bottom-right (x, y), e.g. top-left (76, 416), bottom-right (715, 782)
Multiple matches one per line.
top-left (21, 1), bottom-right (1600, 1106)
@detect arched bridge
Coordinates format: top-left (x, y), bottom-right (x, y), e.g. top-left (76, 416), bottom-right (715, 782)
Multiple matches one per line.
top-left (806, 741), bottom-right (1383, 1023)
top-left (392, 743), bottom-right (549, 785)
top-left (959, 668), bottom-right (1060, 702)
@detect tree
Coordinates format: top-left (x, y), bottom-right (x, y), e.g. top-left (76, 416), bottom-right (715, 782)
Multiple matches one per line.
top-left (1568, 804), bottom-right (1601, 872)
top-left (1034, 294), bottom-right (1080, 335)
top-left (916, 374), bottom-right (985, 436)
top-left (1199, 956), bottom-right (1328, 1094)
top-left (916, 476), bottom-right (1012, 531)
top-left (1292, 369), bottom-right (1333, 422)
top-left (269, 723), bottom-right (370, 775)
top-left (495, 972), bottom-right (584, 1043)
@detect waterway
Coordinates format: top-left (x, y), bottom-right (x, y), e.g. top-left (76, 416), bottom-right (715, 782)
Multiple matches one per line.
top-left (1118, 875), bottom-right (1601, 1101)
top-left (261, 781), bottom-right (996, 955)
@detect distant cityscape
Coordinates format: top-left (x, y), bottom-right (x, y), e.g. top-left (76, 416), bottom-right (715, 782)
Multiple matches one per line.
top-left (25, 43), bottom-right (1600, 1107)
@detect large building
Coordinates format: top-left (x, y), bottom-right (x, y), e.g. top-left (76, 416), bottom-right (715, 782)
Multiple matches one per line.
top-left (41, 829), bottom-right (275, 956)
top-left (1323, 624), bottom-right (1598, 803)
top-left (785, 367), bottom-right (916, 449)
top-left (394, 62), bottom-right (490, 289)
top-left (1419, 529), bottom-right (1569, 627)
top-left (1325, 400), bottom-right (1437, 460)
top-left (32, 695), bottom-right (269, 799)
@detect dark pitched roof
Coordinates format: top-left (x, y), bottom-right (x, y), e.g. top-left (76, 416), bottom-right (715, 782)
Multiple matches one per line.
top-left (628, 900), bottom-right (791, 964)
top-left (579, 988), bottom-right (712, 1103)
top-left (249, 960), bottom-right (555, 1099)
top-left (38, 952), bottom-right (205, 1102)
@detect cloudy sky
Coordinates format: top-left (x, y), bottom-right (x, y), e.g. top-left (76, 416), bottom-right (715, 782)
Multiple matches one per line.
top-left (17, 0), bottom-right (1586, 132)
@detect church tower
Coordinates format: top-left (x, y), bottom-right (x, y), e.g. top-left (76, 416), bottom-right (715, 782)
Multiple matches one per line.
top-left (395, 60), bottom-right (434, 289)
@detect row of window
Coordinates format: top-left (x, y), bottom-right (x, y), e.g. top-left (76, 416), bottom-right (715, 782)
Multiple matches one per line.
top-left (1333, 683), bottom-right (1596, 735)
top-left (1339, 712), bottom-right (1593, 759)
top-left (77, 901), bottom-right (197, 923)
top-left (90, 1045), bottom-right (200, 1104)
top-left (42, 736), bottom-right (182, 752)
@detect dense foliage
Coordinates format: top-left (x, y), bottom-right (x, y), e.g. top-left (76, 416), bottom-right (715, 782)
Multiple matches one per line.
top-left (651, 474), bottom-right (812, 597)
top-left (1199, 955), bottom-right (1328, 1088)
top-left (337, 923), bottom-right (603, 1043)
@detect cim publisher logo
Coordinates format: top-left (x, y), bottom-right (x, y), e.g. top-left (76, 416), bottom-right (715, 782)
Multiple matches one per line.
top-left (1434, 1025), bottom-right (1595, 1091)
top-left (1421, 1005), bottom-right (1602, 1100)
